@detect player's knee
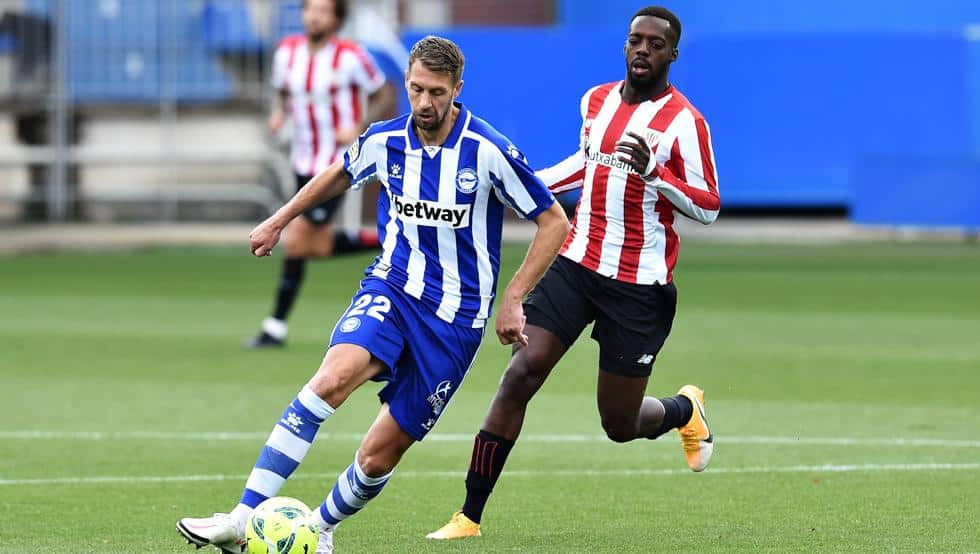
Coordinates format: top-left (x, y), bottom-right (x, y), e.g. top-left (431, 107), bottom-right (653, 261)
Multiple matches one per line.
top-left (498, 359), bottom-right (546, 402)
top-left (309, 241), bottom-right (333, 258)
top-left (308, 370), bottom-right (354, 406)
top-left (356, 449), bottom-right (395, 478)
top-left (601, 417), bottom-right (636, 443)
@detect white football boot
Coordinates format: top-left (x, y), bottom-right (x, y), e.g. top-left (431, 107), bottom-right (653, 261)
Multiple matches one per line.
top-left (315, 527), bottom-right (334, 554)
top-left (176, 513), bottom-right (246, 553)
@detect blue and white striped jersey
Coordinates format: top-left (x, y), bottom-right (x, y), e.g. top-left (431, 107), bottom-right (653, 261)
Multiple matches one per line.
top-left (343, 103), bottom-right (555, 328)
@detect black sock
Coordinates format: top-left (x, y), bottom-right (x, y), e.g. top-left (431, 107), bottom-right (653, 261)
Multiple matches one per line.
top-left (332, 230), bottom-right (358, 255)
top-left (272, 257), bottom-right (306, 320)
top-left (461, 430), bottom-right (515, 524)
top-left (332, 229), bottom-right (380, 255)
top-left (650, 395), bottom-right (694, 439)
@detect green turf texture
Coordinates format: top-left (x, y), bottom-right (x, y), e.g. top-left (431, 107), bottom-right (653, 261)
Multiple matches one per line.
top-left (1, 241), bottom-right (978, 552)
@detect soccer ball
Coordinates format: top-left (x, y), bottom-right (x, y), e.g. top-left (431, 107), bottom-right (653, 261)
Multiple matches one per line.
top-left (245, 497), bottom-right (319, 554)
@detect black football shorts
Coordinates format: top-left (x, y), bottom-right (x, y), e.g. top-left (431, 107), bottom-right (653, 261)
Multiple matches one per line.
top-left (295, 173), bottom-right (344, 226)
top-left (523, 255), bottom-right (677, 378)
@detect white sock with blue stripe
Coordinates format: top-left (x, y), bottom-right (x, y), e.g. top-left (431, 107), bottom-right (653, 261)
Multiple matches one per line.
top-left (230, 385), bottom-right (334, 529)
top-left (315, 451), bottom-right (393, 530)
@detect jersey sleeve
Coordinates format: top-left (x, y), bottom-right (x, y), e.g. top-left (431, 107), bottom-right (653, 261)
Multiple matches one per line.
top-left (348, 44), bottom-right (386, 95)
top-left (647, 112), bottom-right (720, 224)
top-left (271, 40), bottom-right (291, 90)
top-left (490, 143), bottom-right (556, 220)
top-left (535, 86), bottom-right (593, 193)
top-left (342, 129), bottom-right (380, 190)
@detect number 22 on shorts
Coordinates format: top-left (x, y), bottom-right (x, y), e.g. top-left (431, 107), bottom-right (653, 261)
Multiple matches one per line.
top-left (347, 294), bottom-right (391, 322)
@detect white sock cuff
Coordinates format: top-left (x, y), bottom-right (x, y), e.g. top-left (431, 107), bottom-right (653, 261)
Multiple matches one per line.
top-left (261, 317), bottom-right (288, 340)
top-left (354, 451), bottom-right (393, 485)
top-left (230, 504), bottom-right (253, 535)
top-left (298, 385), bottom-right (335, 420)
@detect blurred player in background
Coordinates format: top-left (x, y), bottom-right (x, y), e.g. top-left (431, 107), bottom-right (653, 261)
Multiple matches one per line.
top-left (247, 0), bottom-right (396, 348)
top-left (177, 36), bottom-right (569, 553)
top-left (428, 5), bottom-right (721, 539)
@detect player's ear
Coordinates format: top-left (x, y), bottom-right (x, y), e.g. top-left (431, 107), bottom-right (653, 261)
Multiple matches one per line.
top-left (453, 79), bottom-right (464, 99)
top-left (671, 47), bottom-right (679, 61)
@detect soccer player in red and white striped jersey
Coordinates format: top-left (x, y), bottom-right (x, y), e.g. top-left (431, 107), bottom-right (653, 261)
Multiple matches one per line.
top-left (428, 6), bottom-right (719, 539)
top-left (247, 0), bottom-right (396, 348)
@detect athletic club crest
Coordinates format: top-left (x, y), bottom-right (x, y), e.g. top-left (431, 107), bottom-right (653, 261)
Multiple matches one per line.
top-left (455, 168), bottom-right (479, 194)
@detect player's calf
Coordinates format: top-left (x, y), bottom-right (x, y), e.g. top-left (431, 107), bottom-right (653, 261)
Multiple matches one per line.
top-left (600, 413), bottom-right (641, 443)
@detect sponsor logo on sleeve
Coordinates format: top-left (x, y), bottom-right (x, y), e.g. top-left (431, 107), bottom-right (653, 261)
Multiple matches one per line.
top-left (346, 138), bottom-right (360, 162)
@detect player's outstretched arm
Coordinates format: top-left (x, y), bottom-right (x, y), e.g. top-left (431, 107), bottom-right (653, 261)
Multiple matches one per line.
top-left (536, 150), bottom-right (586, 194)
top-left (495, 203), bottom-right (570, 346)
top-left (249, 162), bottom-right (352, 257)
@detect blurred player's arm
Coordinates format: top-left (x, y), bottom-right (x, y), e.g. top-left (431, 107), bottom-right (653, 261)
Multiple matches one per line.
top-left (249, 162), bottom-right (351, 256)
top-left (268, 40), bottom-right (293, 135)
top-left (268, 89), bottom-right (290, 134)
top-left (336, 46), bottom-right (396, 144)
top-left (366, 83), bottom-right (396, 125)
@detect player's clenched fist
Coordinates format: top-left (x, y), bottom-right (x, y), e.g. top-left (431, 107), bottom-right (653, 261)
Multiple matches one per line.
top-left (495, 300), bottom-right (529, 346)
top-left (249, 218), bottom-right (283, 257)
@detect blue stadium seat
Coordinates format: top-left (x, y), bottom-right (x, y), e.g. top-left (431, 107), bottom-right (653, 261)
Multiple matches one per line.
top-left (275, 0), bottom-right (303, 38)
top-left (69, 43), bottom-right (162, 103)
top-left (165, 1), bottom-right (234, 103)
top-left (19, 0), bottom-right (232, 104)
top-left (0, 33), bottom-right (11, 54)
top-left (201, 0), bottom-right (264, 54)
top-left (22, 0), bottom-right (50, 15)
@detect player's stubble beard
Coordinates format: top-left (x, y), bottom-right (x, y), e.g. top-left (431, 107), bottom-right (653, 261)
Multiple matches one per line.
top-left (307, 30), bottom-right (328, 43)
top-left (625, 60), bottom-right (667, 95)
top-left (413, 103), bottom-right (451, 133)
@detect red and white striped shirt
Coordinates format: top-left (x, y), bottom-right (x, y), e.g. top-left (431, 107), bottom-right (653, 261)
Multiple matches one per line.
top-left (272, 35), bottom-right (386, 176)
top-left (537, 82), bottom-right (720, 284)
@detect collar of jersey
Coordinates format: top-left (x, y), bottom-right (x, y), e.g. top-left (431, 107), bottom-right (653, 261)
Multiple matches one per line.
top-left (406, 101), bottom-right (469, 154)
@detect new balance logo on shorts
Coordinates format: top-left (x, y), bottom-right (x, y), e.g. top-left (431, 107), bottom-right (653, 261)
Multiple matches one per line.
top-left (392, 194), bottom-right (470, 229)
top-left (636, 354), bottom-right (654, 364)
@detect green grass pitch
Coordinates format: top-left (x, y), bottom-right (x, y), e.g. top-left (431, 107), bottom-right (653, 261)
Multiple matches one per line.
top-left (1, 241), bottom-right (978, 552)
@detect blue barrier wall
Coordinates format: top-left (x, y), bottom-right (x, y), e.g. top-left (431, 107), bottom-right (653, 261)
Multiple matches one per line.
top-left (402, 28), bottom-right (618, 176)
top-left (853, 157), bottom-right (980, 229)
top-left (515, 0), bottom-right (980, 215)
top-left (559, 0), bottom-right (980, 36)
top-left (403, 28), bottom-right (977, 208)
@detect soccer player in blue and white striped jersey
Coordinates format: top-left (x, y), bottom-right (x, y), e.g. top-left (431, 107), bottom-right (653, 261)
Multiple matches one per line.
top-left (176, 35), bottom-right (569, 554)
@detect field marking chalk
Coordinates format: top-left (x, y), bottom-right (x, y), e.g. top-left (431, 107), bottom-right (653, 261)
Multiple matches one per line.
top-left (1, 463), bottom-right (978, 487)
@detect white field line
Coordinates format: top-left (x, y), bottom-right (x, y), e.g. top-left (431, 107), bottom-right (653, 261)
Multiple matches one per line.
top-left (2, 430), bottom-right (980, 448)
top-left (1, 463), bottom-right (978, 487)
